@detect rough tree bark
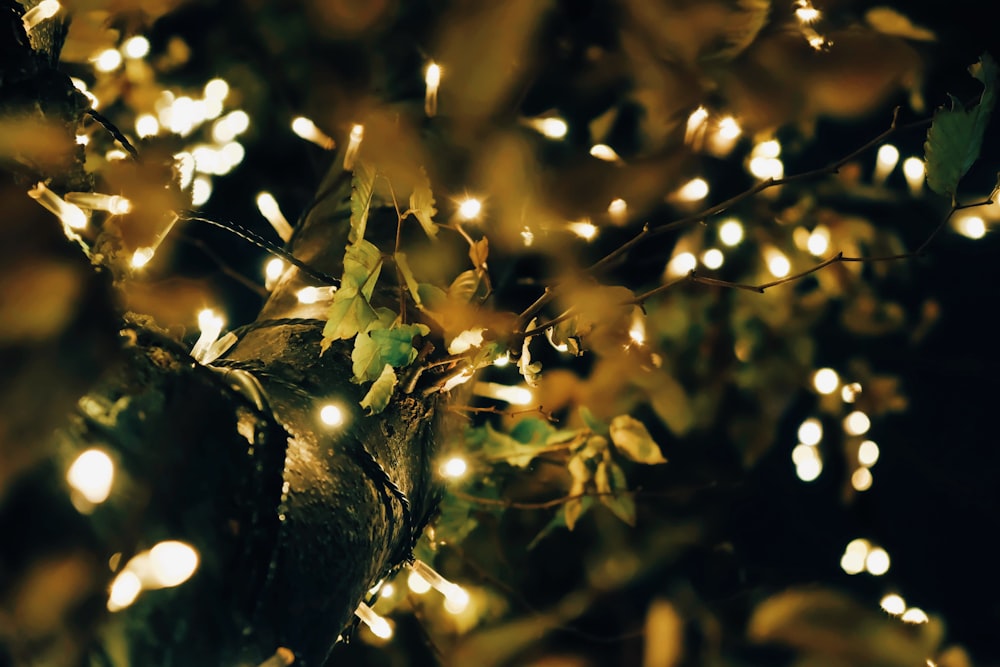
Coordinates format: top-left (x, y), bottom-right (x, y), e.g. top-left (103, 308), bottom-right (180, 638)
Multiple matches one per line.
top-left (0, 4), bottom-right (441, 665)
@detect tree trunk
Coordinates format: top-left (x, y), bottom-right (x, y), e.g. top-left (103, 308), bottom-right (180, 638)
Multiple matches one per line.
top-left (0, 6), bottom-right (441, 665)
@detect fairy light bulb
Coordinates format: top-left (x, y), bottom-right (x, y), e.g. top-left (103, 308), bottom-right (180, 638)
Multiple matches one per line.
top-left (843, 410), bottom-right (871, 436)
top-left (440, 456), bottom-right (468, 478)
top-left (797, 418), bottom-right (822, 446)
top-left (191, 309), bottom-right (225, 363)
top-left (107, 570), bottom-right (142, 611)
top-left (121, 35), bottom-right (150, 59)
top-left (67, 448), bottom-right (115, 504)
top-left (589, 144), bottom-right (621, 163)
top-left (257, 648), bottom-right (295, 667)
top-left (701, 248), bottom-right (724, 269)
top-left (901, 608), bottom-right (929, 624)
top-left (858, 440), bottom-right (880, 466)
top-left (425, 62), bottom-right (441, 117)
top-left (291, 116), bottom-right (335, 150)
top-left (343, 124), bottom-right (364, 170)
top-left (407, 570), bottom-right (432, 594)
top-left (865, 547), bottom-right (890, 575)
top-left (256, 192), bottom-right (293, 242)
top-left (794, 0), bottom-right (820, 23)
top-left (319, 403), bottom-right (345, 427)
top-left (902, 157), bottom-right (925, 195)
top-left (718, 219), bottom-right (743, 246)
top-left (567, 220), bottom-right (597, 240)
top-left (675, 178), bottom-right (709, 202)
top-left (607, 198), bottom-right (627, 223)
top-left (851, 467), bottom-right (873, 491)
top-left (956, 215), bottom-right (986, 239)
top-left (27, 182), bottom-right (89, 231)
top-left (764, 247), bottom-right (790, 278)
top-left (457, 197), bottom-right (482, 221)
top-left (148, 541), bottom-right (199, 587)
top-left (93, 48), bottom-right (123, 73)
top-left (264, 258), bottom-right (285, 290)
top-left (874, 144), bottom-right (899, 185)
top-left (22, 0), bottom-right (60, 32)
top-left (812, 368), bottom-right (840, 394)
top-left (685, 106), bottom-right (709, 146)
top-left (880, 594), bottom-right (906, 615)
top-left (807, 225), bottom-right (830, 256)
top-left (666, 252), bottom-right (697, 277)
top-left (64, 192), bottom-right (133, 215)
top-left (534, 116), bottom-right (568, 139)
top-left (355, 602), bottom-right (392, 639)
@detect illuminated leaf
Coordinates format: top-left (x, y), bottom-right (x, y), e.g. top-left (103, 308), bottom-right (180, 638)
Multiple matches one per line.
top-left (360, 364), bottom-right (397, 414)
top-left (579, 406), bottom-right (608, 436)
top-left (394, 252), bottom-right (422, 306)
top-left (467, 423), bottom-right (544, 468)
top-left (322, 240), bottom-right (385, 348)
top-left (352, 323), bottom-right (429, 382)
top-left (448, 328), bottom-right (485, 354)
top-left (518, 320), bottom-right (542, 387)
top-left (409, 168), bottom-right (439, 239)
top-left (448, 269), bottom-right (487, 303)
top-left (749, 588), bottom-right (941, 666)
top-left (342, 239), bottom-right (383, 298)
top-left (349, 160), bottom-right (376, 244)
top-left (469, 238), bottom-right (489, 268)
top-left (549, 318), bottom-right (582, 356)
top-left (609, 415), bottom-right (667, 464)
top-left (924, 53), bottom-right (997, 197)
top-left (596, 460), bottom-right (636, 526)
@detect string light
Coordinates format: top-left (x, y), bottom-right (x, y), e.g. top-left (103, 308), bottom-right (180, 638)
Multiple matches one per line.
top-left (628, 310), bottom-right (646, 345)
top-left (131, 247), bottom-right (155, 269)
top-left (843, 411), bottom-right (871, 436)
top-left (191, 309), bottom-right (225, 363)
top-left (880, 594), bottom-right (906, 615)
top-left (264, 258), bottom-right (286, 290)
top-left (764, 247), bottom-right (790, 278)
top-left (607, 198), bottom-right (627, 223)
top-left (296, 286), bottom-right (337, 304)
top-left (135, 113), bottom-right (160, 138)
top-left (343, 124), bottom-right (364, 170)
top-left (674, 178), bottom-right (709, 202)
top-left (213, 110), bottom-right (250, 143)
top-left (666, 251), bottom-right (697, 277)
top-left (67, 448), bottom-right (115, 505)
top-left (407, 570), bottom-right (432, 594)
top-left (319, 403), bottom-right (345, 427)
top-left (27, 182), bottom-right (89, 231)
top-left (147, 541), bottom-right (199, 587)
top-left (192, 176), bottom-right (212, 206)
top-left (807, 225), bottom-right (830, 256)
top-left (749, 156), bottom-right (784, 180)
top-left (64, 192), bottom-right (133, 215)
top-left (493, 353), bottom-right (510, 367)
top-left (718, 218), bottom-right (743, 246)
top-left (567, 220), bottom-right (598, 240)
top-left (21, 0), bottom-right (60, 32)
top-left (901, 608), bottom-right (929, 624)
top-left (204, 78), bottom-right (230, 103)
top-left (529, 116), bottom-right (568, 139)
top-left (840, 538), bottom-right (870, 574)
top-left (121, 35), bottom-right (150, 59)
top-left (685, 106), bottom-right (709, 147)
top-left (105, 149), bottom-right (129, 161)
top-left (795, 450), bottom-right (822, 481)
top-left (841, 382), bottom-right (862, 403)
top-left (794, 0), bottom-right (821, 23)
top-left (865, 547), bottom-right (890, 576)
top-left (108, 571), bottom-right (142, 611)
top-left (291, 116), bottom-right (335, 150)
top-left (409, 560), bottom-right (470, 613)
top-left (797, 417), bottom-right (822, 446)
top-left (874, 144), bottom-right (900, 185)
top-left (256, 192), bottom-right (294, 242)
top-left (851, 467), bottom-right (873, 491)
top-left (812, 368), bottom-right (840, 394)
top-left (955, 215), bottom-right (986, 239)
top-left (355, 602), bottom-right (393, 639)
top-left (472, 382), bottom-right (533, 405)
top-left (457, 197), bottom-right (483, 221)
top-left (439, 457), bottom-right (468, 478)
top-left (858, 440), bottom-right (880, 466)
top-left (902, 157), bottom-right (925, 195)
top-left (93, 48), bottom-right (123, 72)
top-left (701, 248), bottom-right (724, 270)
top-left (589, 144), bottom-right (622, 163)
top-left (425, 62), bottom-right (441, 117)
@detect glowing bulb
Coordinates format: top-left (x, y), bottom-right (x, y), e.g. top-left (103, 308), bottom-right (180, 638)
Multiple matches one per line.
top-left (685, 106), bottom-right (709, 146)
top-left (874, 144), bottom-right (899, 184)
top-left (76, 134), bottom-right (89, 145)
top-left (675, 178), bottom-right (709, 202)
top-left (902, 157), bottom-right (925, 195)
top-left (590, 144), bottom-right (621, 163)
top-left (667, 251), bottom-right (697, 277)
top-left (67, 448), bottom-right (114, 504)
top-left (795, 2), bottom-right (820, 23)
top-left (191, 177), bottom-right (212, 206)
top-left (535, 117), bottom-right (568, 139)
top-left (865, 548), bottom-right (890, 576)
top-left (607, 198), bottom-right (627, 222)
top-left (956, 215), bottom-right (986, 239)
top-left (264, 258), bottom-right (285, 290)
top-left (148, 541), bottom-right (199, 587)
top-left (425, 62), bottom-right (441, 117)
top-left (797, 417), bottom-right (822, 446)
top-left (841, 382), bottom-right (862, 403)
top-left (22, 0), bottom-right (60, 31)
top-left (628, 311), bottom-right (646, 345)
top-left (135, 113), bottom-right (159, 138)
top-left (851, 467), bottom-right (873, 491)
top-left (717, 116), bottom-right (741, 140)
top-left (343, 123), bottom-right (364, 170)
top-left (291, 116), bottom-right (335, 150)
top-left (473, 382), bottom-right (533, 405)
top-left (131, 247), bottom-right (154, 269)
top-left (753, 140), bottom-right (781, 159)
top-left (901, 608), bottom-right (929, 624)
top-left (440, 457), bottom-right (468, 478)
top-left (881, 594), bottom-right (905, 615)
top-left (257, 192), bottom-right (293, 242)
top-left (443, 584), bottom-right (470, 614)
top-left (108, 570), bottom-right (142, 611)
top-left (812, 368), bottom-right (839, 394)
top-left (567, 220), bottom-right (598, 240)
top-left (718, 219), bottom-right (743, 246)
top-left (355, 602), bottom-right (392, 639)
top-left (843, 411), bottom-right (871, 436)
top-left (807, 225), bottom-right (830, 256)
top-left (791, 444), bottom-right (816, 467)
top-left (457, 197), bottom-right (482, 221)
top-left (493, 353), bottom-right (510, 367)
top-left (320, 403), bottom-right (344, 427)
top-left (765, 248), bottom-right (790, 278)
top-left (213, 110), bottom-right (250, 142)
top-left (701, 248), bottom-right (724, 269)
top-left (796, 458), bottom-right (822, 482)
top-left (380, 583), bottom-right (395, 598)
top-left (27, 182), bottom-right (89, 230)
top-left (204, 78), bottom-right (229, 102)
top-left (191, 308), bottom-right (224, 363)
top-left (840, 551), bottom-right (866, 575)
top-left (64, 192), bottom-right (132, 215)
top-left (121, 36), bottom-right (150, 59)
top-left (407, 570), bottom-right (432, 594)
top-left (858, 440), bottom-right (880, 467)
top-left (174, 152), bottom-right (195, 189)
top-left (94, 48), bottom-right (123, 72)
top-left (749, 156), bottom-right (784, 180)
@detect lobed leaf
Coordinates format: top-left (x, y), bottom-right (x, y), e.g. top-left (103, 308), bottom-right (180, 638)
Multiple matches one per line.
top-left (609, 415), bottom-right (667, 464)
top-left (349, 160), bottom-right (376, 244)
top-left (409, 168), bottom-right (439, 239)
top-left (360, 364), bottom-right (397, 414)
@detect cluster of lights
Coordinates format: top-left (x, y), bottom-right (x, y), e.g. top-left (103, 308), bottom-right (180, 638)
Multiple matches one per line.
top-left (880, 593), bottom-right (930, 624)
top-left (809, 368), bottom-right (878, 491)
top-left (840, 538), bottom-right (890, 576)
top-left (792, 224), bottom-right (831, 257)
top-left (747, 139), bottom-right (784, 180)
top-left (27, 182), bottom-right (88, 238)
top-left (108, 541), bottom-right (200, 611)
top-left (683, 106), bottom-right (743, 155)
top-left (792, 417), bottom-right (824, 481)
top-left (794, 0), bottom-right (831, 50)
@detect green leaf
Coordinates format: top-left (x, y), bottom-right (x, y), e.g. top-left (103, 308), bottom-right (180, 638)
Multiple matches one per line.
top-left (467, 423), bottom-right (545, 468)
top-left (518, 319), bottom-right (542, 387)
top-left (394, 252), bottom-right (422, 306)
top-left (564, 496), bottom-right (585, 530)
top-left (352, 323), bottom-right (429, 383)
top-left (322, 240), bottom-right (385, 349)
top-left (448, 269), bottom-right (487, 303)
top-left (360, 364), bottom-right (397, 414)
top-left (579, 406), bottom-right (608, 436)
top-left (924, 53), bottom-right (997, 197)
top-left (342, 239), bottom-right (383, 298)
top-left (596, 461), bottom-right (636, 526)
top-left (609, 415), bottom-right (667, 464)
top-left (527, 496), bottom-right (594, 549)
top-left (349, 161), bottom-right (376, 244)
top-left (351, 331), bottom-right (384, 382)
top-left (409, 168), bottom-right (439, 239)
